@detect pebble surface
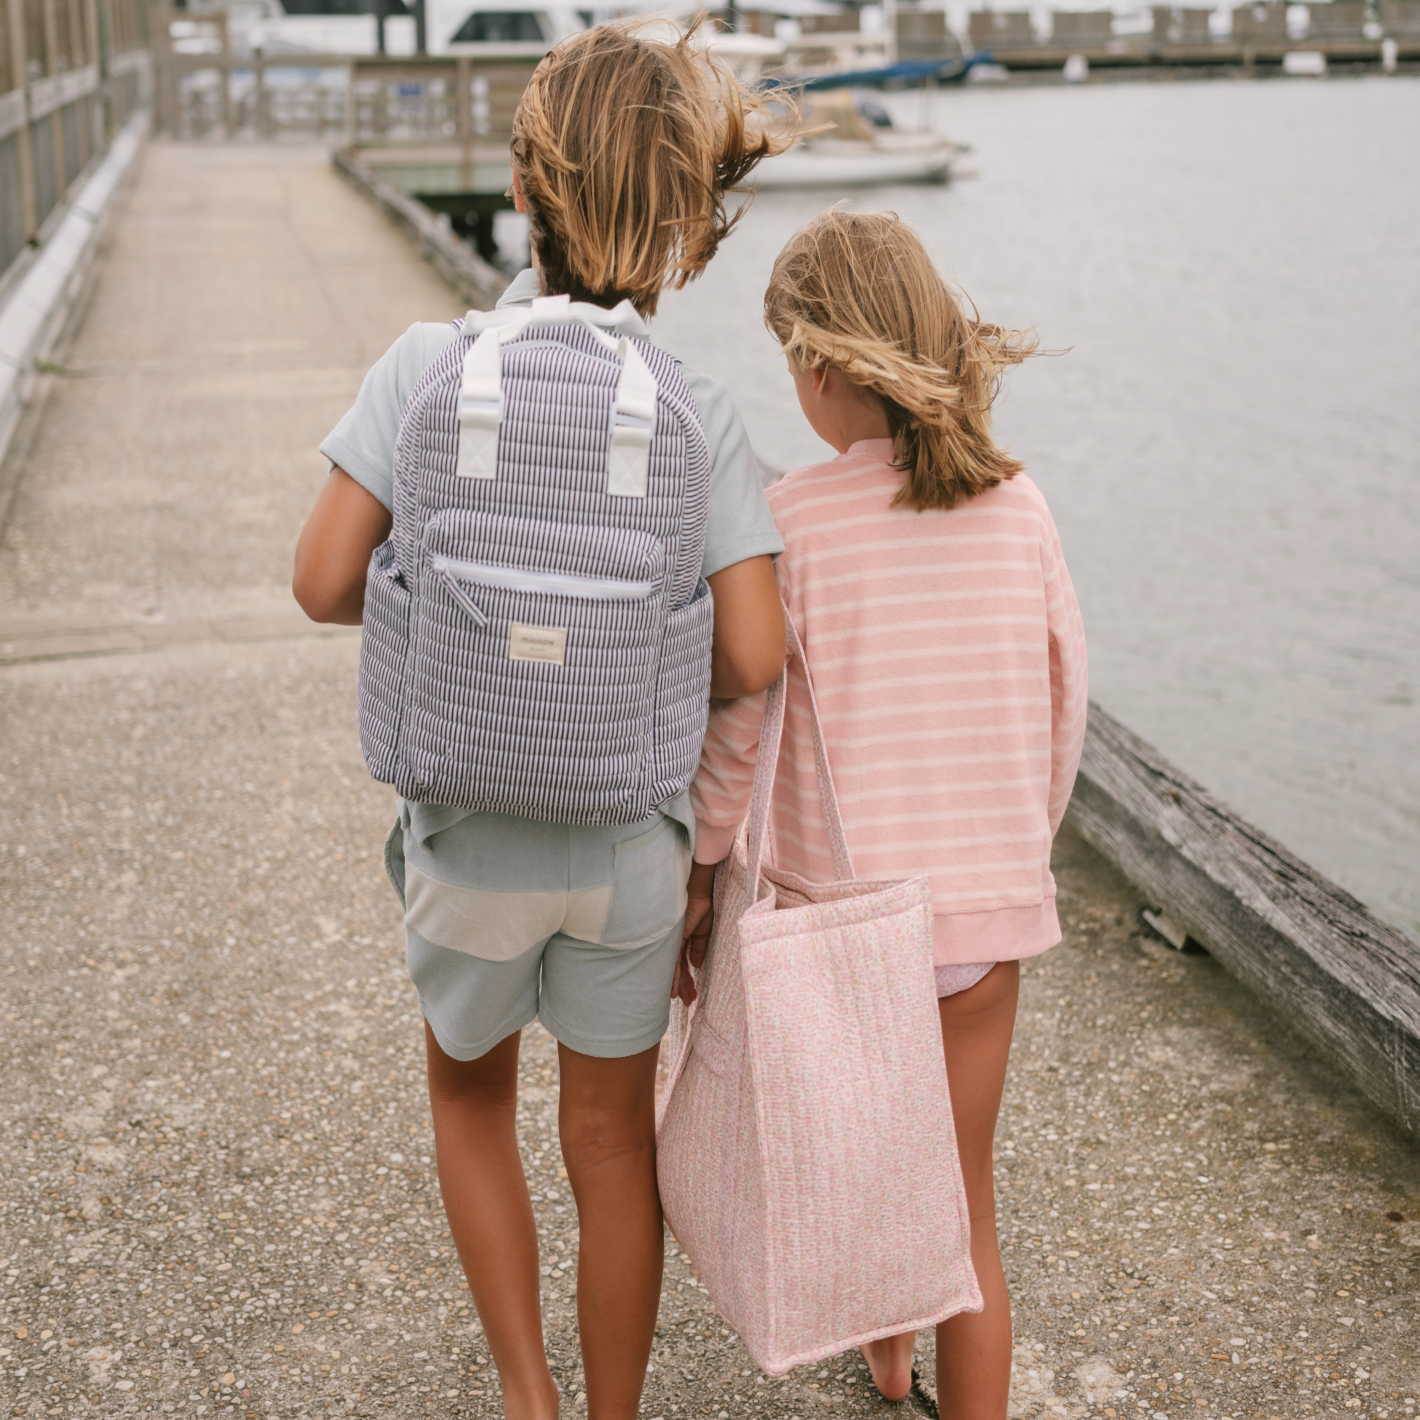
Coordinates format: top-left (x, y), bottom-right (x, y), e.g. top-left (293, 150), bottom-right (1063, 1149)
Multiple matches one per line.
top-left (2, 142), bottom-right (1418, 1420)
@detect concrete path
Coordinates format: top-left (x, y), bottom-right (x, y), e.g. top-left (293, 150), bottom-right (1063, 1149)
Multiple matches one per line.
top-left (1, 139), bottom-right (1418, 1420)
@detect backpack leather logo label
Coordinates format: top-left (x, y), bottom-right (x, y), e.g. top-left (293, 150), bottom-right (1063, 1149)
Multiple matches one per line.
top-left (508, 622), bottom-right (568, 666)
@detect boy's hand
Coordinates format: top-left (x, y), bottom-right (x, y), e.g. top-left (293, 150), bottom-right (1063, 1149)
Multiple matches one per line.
top-left (672, 860), bottom-right (720, 1007)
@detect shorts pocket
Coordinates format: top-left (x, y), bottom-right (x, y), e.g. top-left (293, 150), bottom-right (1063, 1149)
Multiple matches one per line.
top-left (359, 539), bottom-right (411, 783)
top-left (600, 818), bottom-right (690, 949)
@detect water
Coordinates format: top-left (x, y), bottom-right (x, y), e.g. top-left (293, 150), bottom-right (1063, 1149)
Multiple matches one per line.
top-left (646, 77), bottom-right (1420, 937)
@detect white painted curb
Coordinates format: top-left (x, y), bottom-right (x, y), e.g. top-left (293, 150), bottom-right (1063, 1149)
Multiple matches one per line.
top-left (0, 109), bottom-right (150, 468)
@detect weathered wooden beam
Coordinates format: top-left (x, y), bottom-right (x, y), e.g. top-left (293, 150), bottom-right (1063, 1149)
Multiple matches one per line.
top-left (331, 147), bottom-right (505, 312)
top-left (1064, 701), bottom-right (1420, 1140)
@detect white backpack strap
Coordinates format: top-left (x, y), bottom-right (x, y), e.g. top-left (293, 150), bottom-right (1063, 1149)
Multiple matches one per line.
top-left (455, 324), bottom-right (509, 481)
top-left (607, 338), bottom-right (657, 500)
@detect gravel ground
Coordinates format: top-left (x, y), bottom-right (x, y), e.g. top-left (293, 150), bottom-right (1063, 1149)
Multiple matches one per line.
top-left (2, 139), bottom-right (1418, 1420)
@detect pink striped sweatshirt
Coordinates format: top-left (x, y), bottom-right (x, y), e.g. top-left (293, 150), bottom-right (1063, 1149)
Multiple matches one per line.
top-left (689, 439), bottom-right (1089, 966)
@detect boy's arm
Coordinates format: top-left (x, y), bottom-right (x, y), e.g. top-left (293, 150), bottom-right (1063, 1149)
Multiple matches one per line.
top-left (706, 554), bottom-right (785, 698)
top-left (292, 468), bottom-right (393, 625)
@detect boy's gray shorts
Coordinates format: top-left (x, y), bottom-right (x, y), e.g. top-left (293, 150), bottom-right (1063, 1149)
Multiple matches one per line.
top-left (388, 808), bottom-right (689, 1062)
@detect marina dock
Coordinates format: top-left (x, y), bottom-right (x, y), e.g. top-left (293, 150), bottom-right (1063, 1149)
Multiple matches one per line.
top-left (2, 130), bottom-right (1419, 1420)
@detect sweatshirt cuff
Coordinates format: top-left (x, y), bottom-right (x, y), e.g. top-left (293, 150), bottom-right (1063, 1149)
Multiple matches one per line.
top-left (692, 819), bottom-right (741, 865)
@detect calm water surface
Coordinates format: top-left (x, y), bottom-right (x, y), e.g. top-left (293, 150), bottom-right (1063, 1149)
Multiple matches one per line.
top-left (648, 77), bottom-right (1420, 936)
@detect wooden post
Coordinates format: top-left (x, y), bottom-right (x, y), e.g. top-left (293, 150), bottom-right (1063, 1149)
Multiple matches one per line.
top-left (253, 45), bottom-right (265, 137)
top-left (41, 0), bottom-right (66, 198)
top-left (148, 0), bottom-right (174, 133)
top-left (344, 57), bottom-right (355, 146)
top-left (84, 0), bottom-right (101, 146)
top-left (217, 9), bottom-right (233, 135)
top-left (74, 0), bottom-right (95, 164)
top-left (455, 53), bottom-right (471, 191)
top-left (6, 0), bottom-right (38, 239)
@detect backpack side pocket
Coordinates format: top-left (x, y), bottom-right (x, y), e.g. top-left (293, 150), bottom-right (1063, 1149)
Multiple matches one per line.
top-left (646, 577), bottom-right (715, 808)
top-left (358, 539), bottom-right (412, 784)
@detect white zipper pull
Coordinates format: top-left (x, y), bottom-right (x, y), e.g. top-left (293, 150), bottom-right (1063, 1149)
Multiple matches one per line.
top-left (435, 564), bottom-right (490, 628)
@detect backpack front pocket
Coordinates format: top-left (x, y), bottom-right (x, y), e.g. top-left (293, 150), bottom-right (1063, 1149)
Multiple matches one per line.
top-left (404, 510), bottom-right (668, 822)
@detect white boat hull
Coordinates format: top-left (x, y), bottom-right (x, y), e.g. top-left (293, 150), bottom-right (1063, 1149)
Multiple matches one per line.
top-left (750, 140), bottom-right (953, 190)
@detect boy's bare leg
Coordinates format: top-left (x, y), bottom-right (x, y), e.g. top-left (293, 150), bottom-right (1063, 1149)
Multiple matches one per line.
top-left (935, 961), bottom-right (1020, 1420)
top-left (558, 1039), bottom-right (663, 1420)
top-left (425, 1023), bottom-right (560, 1420)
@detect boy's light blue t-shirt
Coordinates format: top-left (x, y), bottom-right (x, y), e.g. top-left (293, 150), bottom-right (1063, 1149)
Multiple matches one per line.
top-left (319, 269), bottom-right (783, 889)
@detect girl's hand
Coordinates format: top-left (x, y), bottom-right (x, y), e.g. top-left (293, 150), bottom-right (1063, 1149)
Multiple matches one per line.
top-left (672, 860), bottom-right (720, 1006)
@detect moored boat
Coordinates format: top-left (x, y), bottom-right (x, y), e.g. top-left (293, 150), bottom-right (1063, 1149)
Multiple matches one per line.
top-left (748, 85), bottom-right (955, 190)
top-left (750, 131), bottom-right (953, 188)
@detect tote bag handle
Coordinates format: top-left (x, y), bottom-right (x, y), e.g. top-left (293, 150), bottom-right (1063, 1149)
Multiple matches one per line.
top-left (745, 607), bottom-right (854, 903)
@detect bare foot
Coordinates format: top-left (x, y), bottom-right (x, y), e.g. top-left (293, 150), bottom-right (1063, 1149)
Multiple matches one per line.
top-left (860, 1331), bottom-right (916, 1402)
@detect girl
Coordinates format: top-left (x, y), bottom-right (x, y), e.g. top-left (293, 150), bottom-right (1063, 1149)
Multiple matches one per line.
top-left (293, 24), bottom-right (788, 1420)
top-left (684, 209), bottom-right (1088, 1417)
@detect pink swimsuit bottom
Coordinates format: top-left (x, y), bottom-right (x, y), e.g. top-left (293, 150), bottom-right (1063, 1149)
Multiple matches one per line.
top-left (934, 962), bottom-right (995, 998)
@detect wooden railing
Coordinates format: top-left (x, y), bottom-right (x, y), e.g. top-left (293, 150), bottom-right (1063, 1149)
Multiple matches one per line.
top-left (0, 0), bottom-right (151, 287)
top-left (148, 6), bottom-right (537, 148)
top-left (964, 0), bottom-right (1420, 67)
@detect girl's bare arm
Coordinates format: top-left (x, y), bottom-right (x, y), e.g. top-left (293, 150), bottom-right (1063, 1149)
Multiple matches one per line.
top-left (292, 468), bottom-right (392, 625)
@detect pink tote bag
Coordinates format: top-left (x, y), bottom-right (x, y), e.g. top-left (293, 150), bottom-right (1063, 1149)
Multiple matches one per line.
top-left (656, 621), bottom-right (982, 1377)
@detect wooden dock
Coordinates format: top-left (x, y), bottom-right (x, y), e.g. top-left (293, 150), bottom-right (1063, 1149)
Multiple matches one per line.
top-left (963, 0), bottom-right (1420, 75)
top-left (970, 35), bottom-right (1419, 73)
top-left (1067, 703), bottom-right (1420, 1141)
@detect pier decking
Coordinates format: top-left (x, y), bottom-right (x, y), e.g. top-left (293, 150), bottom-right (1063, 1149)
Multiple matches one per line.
top-left (1, 140), bottom-right (1418, 1419)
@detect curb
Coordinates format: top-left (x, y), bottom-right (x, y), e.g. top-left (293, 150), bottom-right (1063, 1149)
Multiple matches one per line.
top-left (0, 110), bottom-right (150, 483)
top-left (331, 147), bottom-right (508, 313)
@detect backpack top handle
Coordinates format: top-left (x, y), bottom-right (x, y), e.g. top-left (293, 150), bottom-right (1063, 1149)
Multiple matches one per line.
top-left (455, 294), bottom-right (659, 497)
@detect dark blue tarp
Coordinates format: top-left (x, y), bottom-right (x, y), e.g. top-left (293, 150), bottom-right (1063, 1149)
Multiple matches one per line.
top-left (761, 53), bottom-right (992, 92)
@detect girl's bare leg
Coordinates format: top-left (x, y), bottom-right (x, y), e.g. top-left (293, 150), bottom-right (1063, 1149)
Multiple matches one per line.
top-left (861, 963), bottom-right (1019, 1408)
top-left (860, 1328), bottom-right (916, 1401)
top-left (425, 1024), bottom-right (560, 1420)
top-left (557, 1040), bottom-right (664, 1420)
top-left (935, 960), bottom-right (1020, 1420)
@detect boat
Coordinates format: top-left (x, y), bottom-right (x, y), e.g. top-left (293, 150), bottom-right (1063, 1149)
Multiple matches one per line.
top-left (747, 86), bottom-right (955, 190)
top-left (235, 0), bottom-right (585, 59)
top-left (751, 132), bottom-right (953, 188)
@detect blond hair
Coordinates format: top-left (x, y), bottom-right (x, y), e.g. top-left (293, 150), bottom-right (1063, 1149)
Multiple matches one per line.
top-left (764, 209), bottom-right (1037, 511)
top-left (511, 20), bottom-right (792, 317)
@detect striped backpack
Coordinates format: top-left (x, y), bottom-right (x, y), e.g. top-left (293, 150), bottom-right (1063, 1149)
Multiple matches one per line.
top-left (357, 294), bottom-right (714, 825)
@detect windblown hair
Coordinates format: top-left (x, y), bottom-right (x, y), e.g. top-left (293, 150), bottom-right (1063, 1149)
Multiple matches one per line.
top-left (511, 19), bottom-right (793, 317)
top-left (764, 209), bottom-right (1038, 511)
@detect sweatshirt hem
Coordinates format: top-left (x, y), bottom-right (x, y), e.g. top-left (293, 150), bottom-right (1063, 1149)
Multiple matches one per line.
top-left (932, 898), bottom-right (1060, 966)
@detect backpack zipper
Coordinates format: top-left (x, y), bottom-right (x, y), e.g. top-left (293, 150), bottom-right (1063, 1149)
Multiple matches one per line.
top-left (431, 555), bottom-right (655, 628)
